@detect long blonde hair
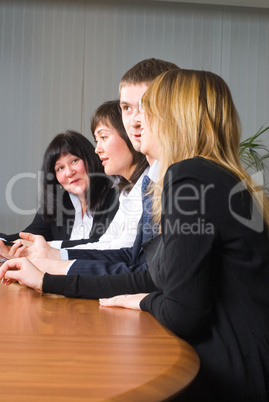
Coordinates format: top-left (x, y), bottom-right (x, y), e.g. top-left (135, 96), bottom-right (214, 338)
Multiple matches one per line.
top-left (142, 68), bottom-right (269, 227)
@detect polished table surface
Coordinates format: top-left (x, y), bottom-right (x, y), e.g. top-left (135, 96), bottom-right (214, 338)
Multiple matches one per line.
top-left (0, 282), bottom-right (200, 401)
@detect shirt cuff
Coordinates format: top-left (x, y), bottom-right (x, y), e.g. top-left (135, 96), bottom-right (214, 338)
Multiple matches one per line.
top-left (65, 260), bottom-right (76, 274)
top-left (50, 240), bottom-right (63, 249)
top-left (60, 249), bottom-right (69, 260)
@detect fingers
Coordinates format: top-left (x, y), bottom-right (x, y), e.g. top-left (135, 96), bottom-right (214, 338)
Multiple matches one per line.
top-left (1, 277), bottom-right (18, 286)
top-left (99, 294), bottom-right (128, 307)
top-left (0, 239), bottom-right (28, 259)
top-left (19, 232), bottom-right (36, 242)
top-left (0, 240), bottom-right (11, 258)
top-left (0, 240), bottom-right (28, 259)
top-left (19, 233), bottom-right (46, 249)
top-left (0, 258), bottom-right (23, 280)
top-left (10, 241), bottom-right (28, 258)
top-left (0, 257), bottom-right (43, 293)
top-left (19, 239), bottom-right (33, 247)
top-left (0, 257), bottom-right (24, 271)
top-left (3, 270), bottom-right (21, 283)
top-left (99, 293), bottom-right (146, 310)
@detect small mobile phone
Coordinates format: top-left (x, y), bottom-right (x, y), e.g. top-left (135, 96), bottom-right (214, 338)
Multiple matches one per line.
top-left (1, 240), bottom-right (16, 246)
top-left (1, 240), bottom-right (24, 248)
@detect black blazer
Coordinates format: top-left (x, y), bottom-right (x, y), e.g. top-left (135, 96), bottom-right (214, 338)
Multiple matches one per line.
top-left (0, 188), bottom-right (119, 245)
top-left (66, 214), bottom-right (147, 276)
top-left (43, 157), bottom-right (269, 401)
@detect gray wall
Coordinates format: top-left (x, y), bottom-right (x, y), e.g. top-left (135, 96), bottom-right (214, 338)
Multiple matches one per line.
top-left (1, 0), bottom-right (269, 233)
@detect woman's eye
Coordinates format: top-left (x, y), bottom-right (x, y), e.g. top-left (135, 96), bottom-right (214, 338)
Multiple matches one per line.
top-left (122, 105), bottom-right (131, 112)
top-left (101, 136), bottom-right (107, 141)
top-left (72, 158), bottom-right (79, 164)
top-left (56, 166), bottom-right (63, 172)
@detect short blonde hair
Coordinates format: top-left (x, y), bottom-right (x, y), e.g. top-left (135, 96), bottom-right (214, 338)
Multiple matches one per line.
top-left (143, 69), bottom-right (269, 227)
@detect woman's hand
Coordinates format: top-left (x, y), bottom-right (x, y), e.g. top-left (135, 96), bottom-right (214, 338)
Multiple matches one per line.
top-left (8, 233), bottom-right (62, 261)
top-left (0, 257), bottom-right (44, 293)
top-left (0, 239), bottom-right (28, 259)
top-left (99, 293), bottom-right (149, 310)
top-left (0, 240), bottom-right (11, 258)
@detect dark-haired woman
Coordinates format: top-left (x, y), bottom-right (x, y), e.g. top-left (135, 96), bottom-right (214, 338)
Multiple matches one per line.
top-left (0, 130), bottom-right (118, 244)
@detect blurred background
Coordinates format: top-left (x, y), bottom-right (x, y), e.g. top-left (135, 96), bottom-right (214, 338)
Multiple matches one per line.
top-left (1, 0), bottom-right (269, 233)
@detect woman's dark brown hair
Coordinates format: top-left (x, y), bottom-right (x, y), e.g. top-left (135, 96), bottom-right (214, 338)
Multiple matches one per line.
top-left (41, 130), bottom-right (113, 221)
top-left (91, 100), bottom-right (148, 192)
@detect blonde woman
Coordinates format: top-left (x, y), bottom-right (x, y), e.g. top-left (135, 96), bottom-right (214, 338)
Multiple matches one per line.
top-left (1, 69), bottom-right (269, 401)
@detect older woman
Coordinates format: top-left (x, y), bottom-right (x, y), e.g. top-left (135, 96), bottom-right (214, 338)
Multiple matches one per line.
top-left (0, 130), bottom-right (118, 244)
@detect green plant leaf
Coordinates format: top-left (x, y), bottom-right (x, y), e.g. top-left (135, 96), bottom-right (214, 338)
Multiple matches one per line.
top-left (239, 126), bottom-right (269, 172)
top-left (239, 126), bottom-right (269, 193)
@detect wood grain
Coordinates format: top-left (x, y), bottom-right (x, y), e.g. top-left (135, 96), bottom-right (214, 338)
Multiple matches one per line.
top-left (0, 283), bottom-right (199, 401)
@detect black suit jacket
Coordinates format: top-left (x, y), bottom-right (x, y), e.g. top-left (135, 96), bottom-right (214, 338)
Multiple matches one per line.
top-left (66, 215), bottom-right (147, 276)
top-left (0, 188), bottom-right (119, 244)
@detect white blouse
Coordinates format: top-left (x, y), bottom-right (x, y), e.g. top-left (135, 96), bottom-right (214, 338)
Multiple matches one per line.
top-left (68, 193), bottom-right (93, 240)
top-left (64, 168), bottom-right (149, 252)
top-left (50, 193), bottom-right (93, 249)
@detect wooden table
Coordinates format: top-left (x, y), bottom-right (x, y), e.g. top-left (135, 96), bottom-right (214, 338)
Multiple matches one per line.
top-left (0, 283), bottom-right (200, 401)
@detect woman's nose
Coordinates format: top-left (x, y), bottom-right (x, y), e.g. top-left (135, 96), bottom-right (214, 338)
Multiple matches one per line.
top-left (65, 165), bottom-right (75, 177)
top-left (95, 142), bottom-right (103, 154)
